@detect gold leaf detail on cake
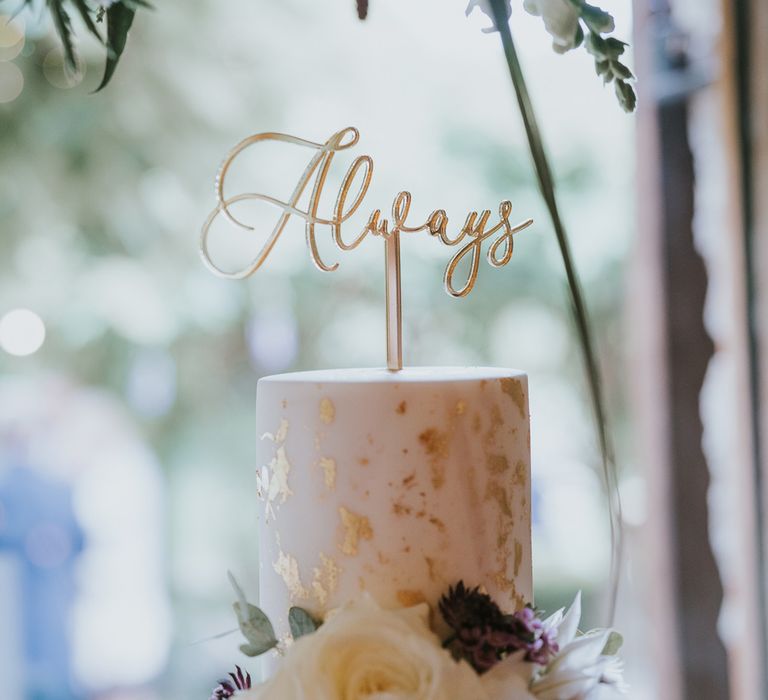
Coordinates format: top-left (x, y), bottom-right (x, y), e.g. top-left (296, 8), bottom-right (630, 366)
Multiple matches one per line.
top-left (500, 377), bottom-right (526, 417)
top-left (397, 589), bottom-right (427, 607)
top-left (418, 428), bottom-right (449, 489)
top-left (486, 454), bottom-right (510, 474)
top-left (339, 506), bottom-right (374, 556)
top-left (485, 481), bottom-right (512, 517)
top-left (395, 400), bottom-right (407, 415)
top-left (513, 460), bottom-right (528, 486)
top-left (318, 457), bottom-right (337, 489)
top-left (425, 556), bottom-right (438, 582)
top-left (311, 552), bottom-right (341, 606)
top-left (261, 418), bottom-right (289, 443)
top-left (257, 420), bottom-right (293, 522)
top-left (484, 404), bottom-right (504, 445)
top-left (274, 550), bottom-right (308, 600)
top-left (514, 540), bottom-right (523, 576)
top-left (456, 400), bottom-right (466, 415)
top-left (319, 398), bottom-right (335, 424)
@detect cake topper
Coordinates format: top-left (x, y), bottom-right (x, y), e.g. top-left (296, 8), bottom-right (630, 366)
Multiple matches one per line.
top-left (200, 127), bottom-right (532, 371)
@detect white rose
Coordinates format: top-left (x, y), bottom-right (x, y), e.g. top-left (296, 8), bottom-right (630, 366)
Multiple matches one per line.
top-left (523, 0), bottom-right (581, 53)
top-left (238, 594), bottom-right (491, 700)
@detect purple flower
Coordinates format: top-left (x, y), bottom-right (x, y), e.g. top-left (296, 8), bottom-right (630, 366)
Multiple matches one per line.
top-left (439, 582), bottom-right (558, 673)
top-left (210, 666), bottom-right (252, 699)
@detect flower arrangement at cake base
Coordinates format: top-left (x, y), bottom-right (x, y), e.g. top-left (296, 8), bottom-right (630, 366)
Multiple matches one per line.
top-left (209, 579), bottom-right (625, 700)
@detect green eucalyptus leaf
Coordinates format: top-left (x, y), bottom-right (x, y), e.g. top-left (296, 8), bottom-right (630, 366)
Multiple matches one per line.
top-left (233, 600), bottom-right (278, 653)
top-left (602, 630), bottom-right (624, 655)
top-left (288, 607), bottom-right (320, 639)
top-left (240, 642), bottom-right (268, 658)
top-left (48, 0), bottom-right (78, 72)
top-left (95, 1), bottom-right (135, 91)
top-left (595, 59), bottom-right (610, 76)
top-left (71, 0), bottom-right (103, 43)
top-left (229, 572), bottom-right (279, 656)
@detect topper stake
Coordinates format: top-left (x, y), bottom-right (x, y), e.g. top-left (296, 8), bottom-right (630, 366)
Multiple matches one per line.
top-left (385, 230), bottom-right (403, 371)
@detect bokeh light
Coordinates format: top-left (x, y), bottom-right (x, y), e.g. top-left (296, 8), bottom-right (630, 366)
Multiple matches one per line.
top-left (0, 308), bottom-right (46, 356)
top-left (0, 60), bottom-right (23, 103)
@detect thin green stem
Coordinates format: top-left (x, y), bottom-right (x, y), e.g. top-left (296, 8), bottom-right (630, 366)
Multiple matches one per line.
top-left (488, 0), bottom-right (623, 625)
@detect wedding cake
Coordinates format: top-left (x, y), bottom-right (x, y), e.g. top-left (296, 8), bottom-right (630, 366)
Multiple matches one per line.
top-left (255, 367), bottom-right (532, 640)
top-left (203, 126), bottom-right (625, 700)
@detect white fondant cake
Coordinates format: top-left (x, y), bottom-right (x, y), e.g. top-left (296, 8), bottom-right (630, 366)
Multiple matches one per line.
top-left (255, 367), bottom-right (532, 640)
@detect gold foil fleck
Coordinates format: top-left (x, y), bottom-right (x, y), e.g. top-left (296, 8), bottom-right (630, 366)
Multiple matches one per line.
top-left (397, 589), bottom-right (427, 607)
top-left (485, 481), bottom-right (512, 517)
top-left (456, 400), bottom-right (466, 415)
top-left (319, 457), bottom-right (337, 489)
top-left (425, 556), bottom-right (438, 582)
top-left (339, 506), bottom-right (374, 556)
top-left (487, 454), bottom-right (510, 474)
top-left (311, 552), bottom-right (341, 606)
top-left (513, 460), bottom-right (527, 486)
top-left (273, 550), bottom-right (309, 600)
top-left (428, 515), bottom-right (447, 533)
top-left (395, 401), bottom-right (407, 415)
top-left (320, 398), bottom-right (335, 424)
top-left (500, 377), bottom-right (526, 417)
top-left (514, 540), bottom-right (523, 576)
top-left (484, 404), bottom-right (504, 445)
top-left (418, 427), bottom-right (449, 489)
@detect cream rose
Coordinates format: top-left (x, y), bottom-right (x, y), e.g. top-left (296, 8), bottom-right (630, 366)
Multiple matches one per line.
top-left (238, 595), bottom-right (496, 700)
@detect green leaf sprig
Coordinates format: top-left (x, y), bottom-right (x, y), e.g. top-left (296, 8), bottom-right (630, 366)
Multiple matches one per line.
top-left (566, 0), bottom-right (637, 112)
top-left (34, 0), bottom-right (150, 90)
top-left (227, 572), bottom-right (321, 657)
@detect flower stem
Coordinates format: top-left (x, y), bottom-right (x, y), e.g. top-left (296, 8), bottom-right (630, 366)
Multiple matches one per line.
top-left (488, 0), bottom-right (623, 625)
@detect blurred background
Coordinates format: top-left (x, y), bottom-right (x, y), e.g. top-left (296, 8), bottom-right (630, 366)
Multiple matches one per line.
top-left (1, 0), bottom-right (766, 698)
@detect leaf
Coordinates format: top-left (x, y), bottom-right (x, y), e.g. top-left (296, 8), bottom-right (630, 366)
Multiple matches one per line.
top-left (602, 630), bottom-right (624, 655)
top-left (585, 31), bottom-right (608, 59)
top-left (71, 0), bottom-right (103, 43)
top-left (573, 22), bottom-right (584, 49)
top-left (580, 2), bottom-right (615, 34)
top-left (595, 59), bottom-right (610, 77)
top-left (121, 0), bottom-right (154, 9)
top-left (604, 37), bottom-right (627, 58)
top-left (288, 607), bottom-right (320, 639)
top-left (611, 60), bottom-right (634, 80)
top-left (614, 79), bottom-right (637, 113)
top-left (95, 0), bottom-right (135, 92)
top-left (240, 642), bottom-right (267, 657)
top-left (228, 572), bottom-right (279, 656)
top-left (48, 0), bottom-right (78, 72)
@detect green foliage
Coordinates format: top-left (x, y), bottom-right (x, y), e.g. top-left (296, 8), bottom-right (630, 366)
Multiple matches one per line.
top-left (228, 572), bottom-right (279, 657)
top-left (36, 0), bottom-right (146, 89)
top-left (560, 0), bottom-right (637, 112)
top-left (602, 630), bottom-right (624, 656)
top-left (96, 1), bottom-right (136, 91)
top-left (288, 606), bottom-right (320, 639)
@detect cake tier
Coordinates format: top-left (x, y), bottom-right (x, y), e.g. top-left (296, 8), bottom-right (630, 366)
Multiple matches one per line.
top-left (255, 367), bottom-right (532, 639)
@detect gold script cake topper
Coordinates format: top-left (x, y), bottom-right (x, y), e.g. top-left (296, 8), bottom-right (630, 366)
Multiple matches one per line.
top-left (200, 127), bottom-right (532, 371)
